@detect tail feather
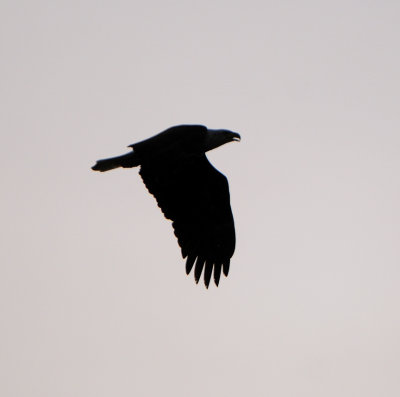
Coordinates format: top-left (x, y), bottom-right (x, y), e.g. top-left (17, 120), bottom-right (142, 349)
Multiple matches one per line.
top-left (91, 151), bottom-right (139, 172)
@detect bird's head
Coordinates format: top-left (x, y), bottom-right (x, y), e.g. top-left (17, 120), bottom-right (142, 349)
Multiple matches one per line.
top-left (204, 128), bottom-right (241, 152)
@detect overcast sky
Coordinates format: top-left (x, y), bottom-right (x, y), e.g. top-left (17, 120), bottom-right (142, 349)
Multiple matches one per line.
top-left (2, 1), bottom-right (400, 396)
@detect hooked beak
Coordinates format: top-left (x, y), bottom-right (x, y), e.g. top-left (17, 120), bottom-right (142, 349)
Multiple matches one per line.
top-left (204, 128), bottom-right (242, 152)
top-left (231, 132), bottom-right (241, 142)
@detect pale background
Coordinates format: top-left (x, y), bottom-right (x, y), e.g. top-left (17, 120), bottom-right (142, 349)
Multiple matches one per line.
top-left (2, 1), bottom-right (400, 396)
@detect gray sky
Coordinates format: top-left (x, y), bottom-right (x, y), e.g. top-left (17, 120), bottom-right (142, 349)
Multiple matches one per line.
top-left (2, 1), bottom-right (400, 396)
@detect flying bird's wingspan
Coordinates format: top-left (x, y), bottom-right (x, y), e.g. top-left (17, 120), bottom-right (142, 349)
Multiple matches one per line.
top-left (92, 124), bottom-right (240, 288)
top-left (139, 154), bottom-right (236, 287)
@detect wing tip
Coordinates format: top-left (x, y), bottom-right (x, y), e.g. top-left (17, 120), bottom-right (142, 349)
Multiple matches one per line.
top-left (184, 256), bottom-right (231, 288)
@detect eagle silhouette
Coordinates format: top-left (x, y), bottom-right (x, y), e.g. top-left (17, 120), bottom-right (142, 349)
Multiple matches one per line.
top-left (92, 125), bottom-right (240, 288)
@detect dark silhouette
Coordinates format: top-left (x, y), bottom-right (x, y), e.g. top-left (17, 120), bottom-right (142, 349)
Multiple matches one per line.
top-left (92, 125), bottom-right (240, 288)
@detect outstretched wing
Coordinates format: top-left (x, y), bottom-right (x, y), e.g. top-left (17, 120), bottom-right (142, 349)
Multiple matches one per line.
top-left (139, 154), bottom-right (236, 288)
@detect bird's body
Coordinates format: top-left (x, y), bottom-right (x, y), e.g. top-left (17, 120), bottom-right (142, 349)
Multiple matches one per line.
top-left (92, 125), bottom-right (240, 288)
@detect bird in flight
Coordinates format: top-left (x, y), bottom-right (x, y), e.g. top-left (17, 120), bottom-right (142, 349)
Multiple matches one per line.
top-left (92, 124), bottom-right (240, 288)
